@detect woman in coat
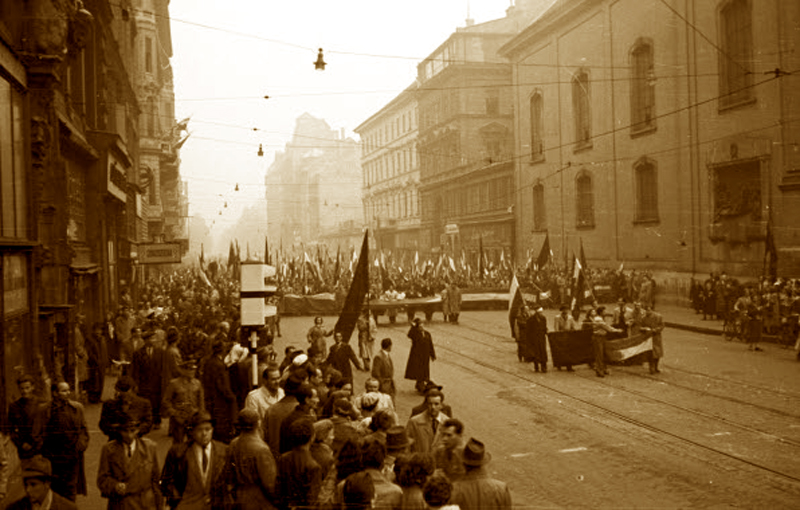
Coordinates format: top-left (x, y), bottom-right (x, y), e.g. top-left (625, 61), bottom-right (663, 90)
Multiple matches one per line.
top-left (404, 319), bottom-right (436, 393)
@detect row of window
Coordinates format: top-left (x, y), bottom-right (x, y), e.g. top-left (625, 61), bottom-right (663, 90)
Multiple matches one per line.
top-left (423, 176), bottom-right (513, 221)
top-left (364, 145), bottom-right (417, 186)
top-left (530, 0), bottom-right (754, 158)
top-left (366, 190), bottom-right (420, 221)
top-left (362, 108), bottom-right (418, 155)
top-left (531, 158), bottom-right (659, 231)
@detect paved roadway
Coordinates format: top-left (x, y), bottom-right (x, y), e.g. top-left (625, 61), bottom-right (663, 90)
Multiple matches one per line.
top-left (68, 310), bottom-right (800, 509)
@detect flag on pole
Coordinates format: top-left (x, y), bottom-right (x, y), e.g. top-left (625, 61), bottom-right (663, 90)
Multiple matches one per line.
top-left (479, 236), bottom-right (485, 279)
top-left (448, 256), bottom-right (456, 273)
top-left (508, 275), bottom-right (524, 339)
top-left (535, 233), bottom-right (551, 270)
top-left (579, 238), bottom-right (587, 270)
top-left (264, 236), bottom-right (271, 265)
top-left (570, 256), bottom-right (587, 320)
top-left (335, 230), bottom-right (370, 342)
top-left (200, 243), bottom-right (205, 269)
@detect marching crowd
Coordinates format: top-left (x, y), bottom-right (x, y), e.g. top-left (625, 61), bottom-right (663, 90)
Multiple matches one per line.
top-left (0, 268), bottom-right (512, 510)
top-left (689, 273), bottom-right (800, 355)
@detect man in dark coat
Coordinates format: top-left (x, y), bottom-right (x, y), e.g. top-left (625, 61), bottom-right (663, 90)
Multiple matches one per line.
top-left (405, 319), bottom-right (436, 393)
top-left (159, 411), bottom-right (227, 509)
top-left (325, 331), bottom-right (363, 385)
top-left (201, 342), bottom-right (238, 444)
top-left (524, 306), bottom-right (549, 372)
top-left (371, 338), bottom-right (396, 401)
top-left (131, 329), bottom-right (165, 430)
top-left (98, 376), bottom-right (153, 442)
top-left (41, 382), bottom-right (88, 501)
top-left (8, 374), bottom-right (44, 460)
top-left (85, 322), bottom-right (109, 404)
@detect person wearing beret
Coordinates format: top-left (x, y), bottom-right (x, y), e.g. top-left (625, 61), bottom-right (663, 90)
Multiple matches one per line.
top-left (159, 411), bottom-right (227, 510)
top-left (97, 415), bottom-right (162, 510)
top-left (5, 456), bottom-right (76, 510)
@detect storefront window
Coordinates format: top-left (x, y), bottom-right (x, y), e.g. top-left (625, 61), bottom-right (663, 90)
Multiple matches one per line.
top-left (0, 77), bottom-right (28, 239)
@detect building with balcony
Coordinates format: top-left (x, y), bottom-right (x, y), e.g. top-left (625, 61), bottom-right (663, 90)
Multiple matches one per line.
top-left (355, 83), bottom-right (421, 253)
top-left (500, 0), bottom-right (800, 291)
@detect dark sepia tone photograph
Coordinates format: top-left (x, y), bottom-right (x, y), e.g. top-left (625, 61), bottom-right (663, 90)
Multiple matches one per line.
top-left (1, 0), bottom-right (799, 508)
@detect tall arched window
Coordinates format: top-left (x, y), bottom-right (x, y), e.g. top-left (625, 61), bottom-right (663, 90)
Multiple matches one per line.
top-left (576, 172), bottom-right (595, 228)
top-left (572, 70), bottom-right (591, 148)
top-left (529, 92), bottom-right (544, 160)
top-left (630, 39), bottom-right (655, 133)
top-left (532, 182), bottom-right (546, 231)
top-left (719, 0), bottom-right (753, 108)
top-left (634, 158), bottom-right (659, 222)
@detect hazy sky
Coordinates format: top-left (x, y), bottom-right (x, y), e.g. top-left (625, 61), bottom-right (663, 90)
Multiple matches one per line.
top-left (170, 0), bottom-right (514, 249)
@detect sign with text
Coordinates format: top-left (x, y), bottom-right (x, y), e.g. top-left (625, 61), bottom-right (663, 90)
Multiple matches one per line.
top-left (138, 243), bottom-right (182, 264)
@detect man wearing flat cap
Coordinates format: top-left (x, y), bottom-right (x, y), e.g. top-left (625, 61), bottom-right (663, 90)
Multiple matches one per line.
top-left (160, 411), bottom-right (227, 509)
top-left (99, 376), bottom-right (153, 441)
top-left (4, 455), bottom-right (76, 510)
top-left (450, 438), bottom-right (512, 510)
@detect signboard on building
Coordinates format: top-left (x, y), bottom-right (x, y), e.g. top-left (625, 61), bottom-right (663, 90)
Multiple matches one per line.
top-left (138, 243), bottom-right (182, 264)
top-left (445, 224), bottom-right (459, 235)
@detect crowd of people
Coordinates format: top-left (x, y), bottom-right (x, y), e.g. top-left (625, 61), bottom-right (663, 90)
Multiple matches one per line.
top-left (0, 267), bottom-right (513, 510)
top-left (689, 273), bottom-right (800, 355)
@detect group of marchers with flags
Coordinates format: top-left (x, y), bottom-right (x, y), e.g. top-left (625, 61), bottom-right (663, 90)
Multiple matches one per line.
top-left (508, 233), bottom-right (662, 374)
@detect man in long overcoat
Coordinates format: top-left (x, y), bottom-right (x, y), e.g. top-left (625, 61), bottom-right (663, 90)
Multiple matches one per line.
top-left (404, 319), bottom-right (436, 393)
top-left (41, 381), bottom-right (88, 502)
top-left (524, 306), bottom-right (549, 372)
top-left (131, 330), bottom-right (165, 430)
top-left (641, 304), bottom-right (665, 374)
top-left (448, 282), bottom-right (463, 324)
top-left (201, 342), bottom-right (238, 444)
top-left (220, 409), bottom-right (278, 510)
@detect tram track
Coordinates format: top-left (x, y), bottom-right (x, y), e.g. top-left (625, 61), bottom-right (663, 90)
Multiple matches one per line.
top-left (423, 320), bottom-right (800, 487)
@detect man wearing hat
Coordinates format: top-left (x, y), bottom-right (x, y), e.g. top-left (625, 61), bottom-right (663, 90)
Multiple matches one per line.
top-left (201, 341), bottom-right (238, 444)
top-left (160, 411), bottom-right (227, 510)
top-left (132, 328), bottom-right (166, 430)
top-left (404, 318), bottom-right (436, 394)
top-left (162, 359), bottom-right (204, 443)
top-left (381, 426), bottom-right (414, 481)
top-left (99, 376), bottom-right (153, 442)
top-left (220, 409), bottom-right (278, 510)
top-left (97, 415), bottom-right (162, 509)
top-left (450, 438), bottom-right (512, 510)
top-left (524, 306), bottom-right (549, 372)
top-left (5, 456), bottom-right (76, 510)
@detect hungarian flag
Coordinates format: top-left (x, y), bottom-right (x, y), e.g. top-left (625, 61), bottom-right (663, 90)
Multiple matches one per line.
top-left (479, 236), bottom-right (486, 279)
top-left (199, 243), bottom-right (205, 269)
top-left (508, 275), bottom-right (524, 339)
top-left (335, 230), bottom-right (369, 342)
top-left (535, 233), bottom-right (552, 270)
top-left (333, 245), bottom-right (341, 285)
top-left (570, 256), bottom-right (588, 320)
top-left (304, 252), bottom-right (324, 286)
top-left (605, 331), bottom-right (654, 365)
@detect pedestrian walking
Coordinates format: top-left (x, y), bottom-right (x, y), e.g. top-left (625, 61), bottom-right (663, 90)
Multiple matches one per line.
top-left (162, 360), bottom-right (204, 444)
top-left (85, 322), bottom-right (109, 404)
top-left (220, 409), bottom-right (278, 510)
top-left (4, 456), bottom-right (76, 510)
top-left (98, 376), bottom-right (153, 442)
top-left (307, 316), bottom-right (333, 358)
top-left (41, 381), bottom-right (88, 502)
top-left (450, 438), bottom-right (512, 510)
top-left (524, 306), bottom-right (549, 372)
top-left (8, 374), bottom-right (44, 460)
top-left (371, 338), bottom-right (396, 402)
top-left (276, 419), bottom-right (323, 509)
top-left (448, 282), bottom-right (462, 324)
top-left (131, 329), bottom-right (165, 430)
top-left (159, 411), bottom-right (227, 510)
top-left (97, 416), bottom-right (162, 510)
top-left (356, 309), bottom-right (375, 372)
top-left (404, 318), bottom-right (436, 394)
top-left (244, 362), bottom-right (284, 420)
top-left (201, 342), bottom-right (238, 444)
top-left (326, 331), bottom-right (364, 385)
top-left (406, 389), bottom-right (448, 455)
top-left (641, 304), bottom-right (665, 374)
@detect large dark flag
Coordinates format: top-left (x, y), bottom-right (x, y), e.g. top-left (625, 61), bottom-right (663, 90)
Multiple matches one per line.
top-left (764, 218), bottom-right (778, 279)
top-left (335, 230), bottom-right (369, 342)
top-left (535, 233), bottom-right (552, 270)
top-left (508, 275), bottom-right (524, 339)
